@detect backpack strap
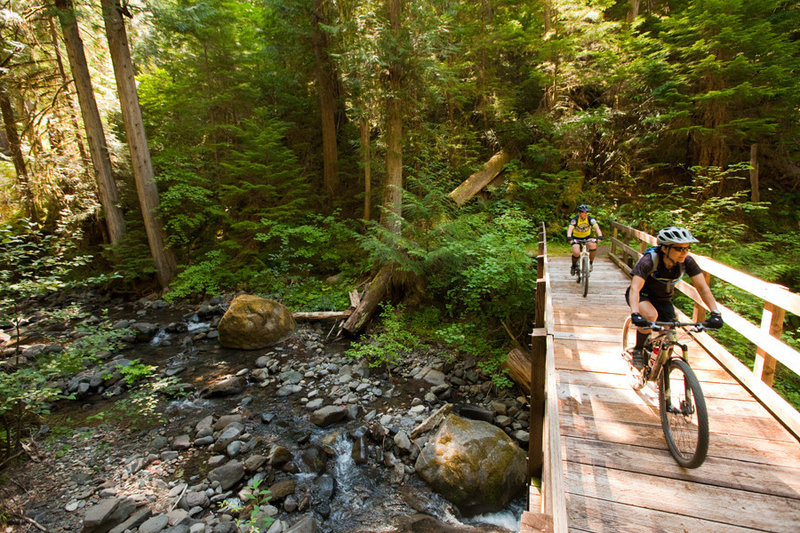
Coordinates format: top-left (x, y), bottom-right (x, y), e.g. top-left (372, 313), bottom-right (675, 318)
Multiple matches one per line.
top-left (645, 246), bottom-right (685, 288)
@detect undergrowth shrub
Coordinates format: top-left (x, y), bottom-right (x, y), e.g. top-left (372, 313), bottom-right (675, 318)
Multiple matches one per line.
top-left (0, 220), bottom-right (119, 458)
top-left (346, 303), bottom-right (421, 373)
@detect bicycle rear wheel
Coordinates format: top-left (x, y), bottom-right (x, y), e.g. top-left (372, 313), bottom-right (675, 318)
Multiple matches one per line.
top-left (580, 254), bottom-right (589, 297)
top-left (659, 358), bottom-right (709, 468)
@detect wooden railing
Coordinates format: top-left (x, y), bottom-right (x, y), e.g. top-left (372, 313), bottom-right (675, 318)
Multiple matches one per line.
top-left (608, 221), bottom-right (800, 440)
top-left (522, 223), bottom-right (567, 533)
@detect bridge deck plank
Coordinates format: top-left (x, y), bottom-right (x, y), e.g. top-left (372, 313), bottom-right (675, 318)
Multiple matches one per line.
top-left (545, 255), bottom-right (800, 532)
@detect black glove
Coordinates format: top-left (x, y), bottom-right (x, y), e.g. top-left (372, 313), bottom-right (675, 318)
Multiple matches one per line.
top-left (568, 238), bottom-right (576, 245)
top-left (597, 235), bottom-right (603, 241)
top-left (631, 312), bottom-right (650, 328)
top-left (703, 311), bottom-right (723, 329)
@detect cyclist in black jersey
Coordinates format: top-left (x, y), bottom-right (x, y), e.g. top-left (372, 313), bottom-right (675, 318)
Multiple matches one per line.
top-left (625, 226), bottom-right (723, 369)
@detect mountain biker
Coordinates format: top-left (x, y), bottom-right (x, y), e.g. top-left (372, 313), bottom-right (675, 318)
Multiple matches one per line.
top-left (567, 204), bottom-right (603, 275)
top-left (625, 226), bottom-right (723, 369)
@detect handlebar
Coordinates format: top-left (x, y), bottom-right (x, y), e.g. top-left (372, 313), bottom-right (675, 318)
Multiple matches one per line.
top-left (648, 321), bottom-right (717, 332)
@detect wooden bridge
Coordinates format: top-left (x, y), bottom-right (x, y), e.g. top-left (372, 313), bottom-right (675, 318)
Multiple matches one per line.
top-left (519, 222), bottom-right (800, 533)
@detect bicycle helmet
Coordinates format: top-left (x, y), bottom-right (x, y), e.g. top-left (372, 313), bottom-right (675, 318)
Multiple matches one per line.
top-left (577, 204), bottom-right (590, 213)
top-left (657, 226), bottom-right (699, 246)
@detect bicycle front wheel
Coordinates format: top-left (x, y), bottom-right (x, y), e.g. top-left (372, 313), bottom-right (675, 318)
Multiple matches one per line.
top-left (659, 358), bottom-right (709, 468)
top-left (580, 254), bottom-right (589, 297)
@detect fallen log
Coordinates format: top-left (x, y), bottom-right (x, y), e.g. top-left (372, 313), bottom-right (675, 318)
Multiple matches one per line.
top-left (503, 347), bottom-right (531, 393)
top-left (341, 263), bottom-right (394, 335)
top-left (448, 147), bottom-right (518, 206)
top-left (292, 311), bottom-right (353, 320)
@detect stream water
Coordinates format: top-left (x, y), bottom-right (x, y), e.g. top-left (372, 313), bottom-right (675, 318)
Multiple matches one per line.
top-left (21, 297), bottom-right (526, 532)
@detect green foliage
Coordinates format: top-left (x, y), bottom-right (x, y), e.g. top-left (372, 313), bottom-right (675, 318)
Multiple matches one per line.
top-left (68, 322), bottom-right (135, 369)
top-left (346, 303), bottom-right (421, 372)
top-left (0, 222), bottom-right (126, 457)
top-left (0, 319), bottom-right (133, 458)
top-left (429, 206), bottom-right (538, 324)
top-left (267, 276), bottom-right (352, 313)
top-left (108, 375), bottom-right (188, 430)
top-left (0, 220), bottom-right (115, 314)
top-left (255, 213), bottom-right (360, 276)
top-left (165, 213), bottom-right (358, 305)
top-left (118, 360), bottom-right (157, 386)
top-left (382, 306), bottom-right (513, 389)
top-left (164, 250), bottom-right (236, 302)
top-left (219, 478), bottom-right (274, 532)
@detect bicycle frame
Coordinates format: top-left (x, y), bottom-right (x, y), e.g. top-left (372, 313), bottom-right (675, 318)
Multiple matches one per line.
top-left (643, 321), bottom-right (705, 382)
top-left (572, 238), bottom-right (596, 297)
top-left (644, 328), bottom-right (687, 382)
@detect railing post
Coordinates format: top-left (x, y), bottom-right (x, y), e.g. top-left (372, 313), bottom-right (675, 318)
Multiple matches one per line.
top-left (753, 302), bottom-right (783, 387)
top-left (529, 222), bottom-right (547, 480)
top-left (612, 226), bottom-right (618, 257)
top-left (528, 276), bottom-right (547, 479)
top-left (692, 272), bottom-right (712, 322)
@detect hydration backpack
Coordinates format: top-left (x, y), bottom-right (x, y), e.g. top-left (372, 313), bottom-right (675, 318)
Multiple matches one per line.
top-left (644, 246), bottom-right (685, 292)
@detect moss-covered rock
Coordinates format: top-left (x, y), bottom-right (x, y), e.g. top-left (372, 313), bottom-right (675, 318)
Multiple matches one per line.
top-left (414, 413), bottom-right (526, 516)
top-left (217, 294), bottom-right (295, 349)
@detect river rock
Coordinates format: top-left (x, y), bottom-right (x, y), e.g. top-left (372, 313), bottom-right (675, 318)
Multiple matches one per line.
top-left (414, 414), bottom-right (526, 516)
top-left (201, 375), bottom-right (245, 398)
top-left (285, 514), bottom-right (318, 533)
top-left (309, 405), bottom-right (348, 427)
top-left (207, 460), bottom-right (244, 490)
top-left (217, 295), bottom-right (296, 350)
top-left (108, 508), bottom-right (152, 533)
top-left (138, 513), bottom-right (169, 533)
top-left (213, 422), bottom-right (244, 452)
top-left (83, 498), bottom-right (121, 531)
top-left (267, 479), bottom-right (296, 501)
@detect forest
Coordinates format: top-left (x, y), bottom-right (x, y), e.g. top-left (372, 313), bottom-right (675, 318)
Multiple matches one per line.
top-left (1, 0), bottom-right (800, 455)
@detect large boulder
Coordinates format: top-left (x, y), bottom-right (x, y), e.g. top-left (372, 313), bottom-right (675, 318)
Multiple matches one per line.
top-left (414, 414), bottom-right (526, 516)
top-left (217, 295), bottom-right (296, 350)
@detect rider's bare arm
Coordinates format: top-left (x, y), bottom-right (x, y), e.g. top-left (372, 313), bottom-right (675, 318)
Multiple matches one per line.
top-left (689, 272), bottom-right (719, 314)
top-left (629, 275), bottom-right (645, 315)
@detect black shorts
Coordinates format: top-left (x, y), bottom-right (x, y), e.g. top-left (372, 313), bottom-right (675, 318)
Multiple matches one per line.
top-left (625, 287), bottom-right (676, 321)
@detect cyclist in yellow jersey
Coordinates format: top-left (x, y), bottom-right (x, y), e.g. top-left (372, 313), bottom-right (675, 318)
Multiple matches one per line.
top-left (566, 204), bottom-right (603, 275)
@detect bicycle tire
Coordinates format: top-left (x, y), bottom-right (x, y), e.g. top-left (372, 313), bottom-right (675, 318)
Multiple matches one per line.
top-left (580, 254), bottom-right (589, 297)
top-left (621, 316), bottom-right (635, 352)
top-left (621, 317), bottom-right (646, 390)
top-left (659, 358), bottom-right (709, 468)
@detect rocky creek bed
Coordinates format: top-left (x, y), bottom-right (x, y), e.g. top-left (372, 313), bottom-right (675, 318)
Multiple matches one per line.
top-left (1, 292), bottom-right (529, 533)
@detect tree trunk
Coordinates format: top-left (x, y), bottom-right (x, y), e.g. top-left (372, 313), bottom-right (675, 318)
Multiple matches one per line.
top-left (502, 347), bottom-right (532, 393)
top-left (360, 118), bottom-right (371, 221)
top-left (48, 14), bottom-right (91, 174)
top-left (311, 0), bottom-right (339, 198)
top-left (381, 0), bottom-right (403, 235)
top-left (101, 0), bottom-right (177, 289)
top-left (750, 143), bottom-right (760, 203)
top-left (0, 84), bottom-right (37, 220)
top-left (293, 311), bottom-right (352, 320)
top-left (448, 147), bottom-right (517, 205)
top-left (629, 0), bottom-right (640, 21)
top-left (543, 0), bottom-right (552, 33)
top-left (342, 264), bottom-right (394, 335)
top-left (54, 0), bottom-right (126, 245)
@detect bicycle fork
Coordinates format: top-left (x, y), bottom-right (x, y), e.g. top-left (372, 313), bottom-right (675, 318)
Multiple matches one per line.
top-left (661, 344), bottom-right (696, 416)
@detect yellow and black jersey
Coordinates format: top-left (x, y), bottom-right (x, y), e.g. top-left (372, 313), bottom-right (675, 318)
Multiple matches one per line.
top-left (569, 216), bottom-right (598, 238)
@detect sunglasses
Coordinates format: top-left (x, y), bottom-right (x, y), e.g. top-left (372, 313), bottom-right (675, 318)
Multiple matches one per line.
top-left (671, 246), bottom-right (691, 253)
